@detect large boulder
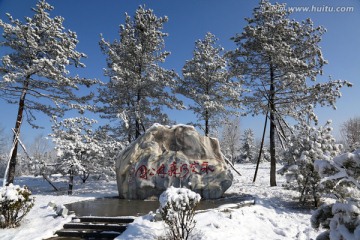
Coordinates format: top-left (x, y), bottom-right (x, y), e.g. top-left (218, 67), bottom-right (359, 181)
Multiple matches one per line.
top-left (116, 124), bottom-right (233, 199)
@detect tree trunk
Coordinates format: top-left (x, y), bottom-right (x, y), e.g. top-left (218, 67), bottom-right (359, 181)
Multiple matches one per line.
top-left (135, 90), bottom-right (141, 139)
top-left (6, 78), bottom-right (29, 185)
top-left (269, 64), bottom-right (277, 187)
top-left (126, 102), bottom-right (132, 143)
top-left (68, 168), bottom-right (74, 195)
top-left (205, 109), bottom-right (209, 137)
top-left (127, 130), bottom-right (132, 144)
top-left (269, 107), bottom-right (277, 186)
top-left (80, 170), bottom-right (89, 183)
top-left (135, 119), bottom-right (141, 138)
top-left (204, 84), bottom-right (210, 137)
top-left (42, 174), bottom-right (59, 191)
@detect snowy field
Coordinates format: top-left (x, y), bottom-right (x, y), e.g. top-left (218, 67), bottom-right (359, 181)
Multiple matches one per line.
top-left (1, 163), bottom-right (319, 240)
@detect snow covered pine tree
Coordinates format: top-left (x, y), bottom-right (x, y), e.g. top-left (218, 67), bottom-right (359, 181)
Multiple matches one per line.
top-left (98, 5), bottom-right (182, 143)
top-left (282, 120), bottom-right (342, 207)
top-left (0, 0), bottom-right (98, 185)
top-left (240, 128), bottom-right (257, 163)
top-left (228, 0), bottom-right (351, 186)
top-left (179, 32), bottom-right (242, 136)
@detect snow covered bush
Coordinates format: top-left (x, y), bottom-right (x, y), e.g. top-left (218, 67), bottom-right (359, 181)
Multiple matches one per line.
top-left (159, 186), bottom-right (201, 240)
top-left (315, 149), bottom-right (360, 200)
top-left (282, 120), bottom-right (342, 206)
top-left (311, 149), bottom-right (360, 239)
top-left (311, 200), bottom-right (360, 240)
top-left (0, 184), bottom-right (34, 228)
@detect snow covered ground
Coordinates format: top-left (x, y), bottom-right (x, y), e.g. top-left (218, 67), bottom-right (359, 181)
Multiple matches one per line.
top-left (0, 176), bottom-right (118, 240)
top-left (1, 163), bottom-right (319, 240)
top-left (119, 163), bottom-right (318, 240)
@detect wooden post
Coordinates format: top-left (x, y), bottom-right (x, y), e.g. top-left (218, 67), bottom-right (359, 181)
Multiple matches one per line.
top-left (253, 110), bottom-right (268, 183)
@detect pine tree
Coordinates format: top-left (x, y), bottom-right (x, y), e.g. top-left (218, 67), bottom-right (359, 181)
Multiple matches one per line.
top-left (0, 0), bottom-right (98, 184)
top-left (282, 120), bottom-right (342, 207)
top-left (240, 128), bottom-right (256, 163)
top-left (98, 6), bottom-right (181, 142)
top-left (228, 0), bottom-right (351, 186)
top-left (179, 32), bottom-right (242, 136)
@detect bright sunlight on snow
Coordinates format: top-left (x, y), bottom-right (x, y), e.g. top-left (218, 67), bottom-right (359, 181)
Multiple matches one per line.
top-left (0, 163), bottom-right (320, 240)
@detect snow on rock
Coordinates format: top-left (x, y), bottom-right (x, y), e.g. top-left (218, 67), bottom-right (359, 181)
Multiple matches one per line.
top-left (116, 124), bottom-right (233, 199)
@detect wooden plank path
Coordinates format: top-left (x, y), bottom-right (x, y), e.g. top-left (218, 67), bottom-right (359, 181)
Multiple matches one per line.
top-left (47, 216), bottom-right (134, 240)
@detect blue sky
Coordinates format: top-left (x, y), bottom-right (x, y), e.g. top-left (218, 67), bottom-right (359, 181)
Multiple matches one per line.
top-left (0, 0), bottom-right (359, 144)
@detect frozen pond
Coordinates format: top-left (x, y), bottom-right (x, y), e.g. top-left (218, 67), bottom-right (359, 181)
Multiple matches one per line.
top-left (66, 194), bottom-right (254, 217)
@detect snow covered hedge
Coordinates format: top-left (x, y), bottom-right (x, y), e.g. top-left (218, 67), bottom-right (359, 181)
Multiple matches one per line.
top-left (159, 186), bottom-right (201, 240)
top-left (0, 184), bottom-right (34, 228)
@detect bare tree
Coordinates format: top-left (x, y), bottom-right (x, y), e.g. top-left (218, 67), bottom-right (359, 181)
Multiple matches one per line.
top-left (29, 134), bottom-right (53, 161)
top-left (340, 117), bottom-right (360, 151)
top-left (27, 134), bottom-right (56, 175)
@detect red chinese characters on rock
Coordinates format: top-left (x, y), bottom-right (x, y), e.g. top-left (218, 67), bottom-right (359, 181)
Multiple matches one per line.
top-left (132, 161), bottom-right (214, 180)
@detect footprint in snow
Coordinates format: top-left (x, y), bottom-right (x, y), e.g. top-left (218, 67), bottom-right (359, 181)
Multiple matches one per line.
top-left (273, 228), bottom-right (287, 237)
top-left (269, 218), bottom-right (278, 227)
